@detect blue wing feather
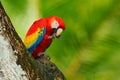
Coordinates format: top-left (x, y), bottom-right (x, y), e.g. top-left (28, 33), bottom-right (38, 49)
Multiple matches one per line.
top-left (28, 28), bottom-right (46, 52)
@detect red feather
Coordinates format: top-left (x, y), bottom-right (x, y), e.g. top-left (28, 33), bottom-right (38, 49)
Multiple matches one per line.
top-left (32, 37), bottom-right (52, 58)
top-left (26, 18), bottom-right (47, 36)
top-left (24, 16), bottom-right (66, 59)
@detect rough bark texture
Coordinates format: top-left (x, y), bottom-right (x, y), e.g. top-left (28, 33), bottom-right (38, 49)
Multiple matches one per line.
top-left (0, 2), bottom-right (65, 80)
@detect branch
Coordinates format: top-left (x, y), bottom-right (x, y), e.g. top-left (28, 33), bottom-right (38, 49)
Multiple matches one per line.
top-left (0, 2), bottom-right (65, 80)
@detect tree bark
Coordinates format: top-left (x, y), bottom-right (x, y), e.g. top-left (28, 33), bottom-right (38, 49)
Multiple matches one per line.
top-left (0, 2), bottom-right (65, 80)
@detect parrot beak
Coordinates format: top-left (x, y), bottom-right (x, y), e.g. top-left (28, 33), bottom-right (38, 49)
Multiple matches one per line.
top-left (55, 28), bottom-right (63, 38)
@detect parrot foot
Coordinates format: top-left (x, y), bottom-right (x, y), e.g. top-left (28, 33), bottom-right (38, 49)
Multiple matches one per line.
top-left (37, 52), bottom-right (51, 61)
top-left (37, 53), bottom-right (44, 58)
top-left (48, 33), bottom-right (56, 39)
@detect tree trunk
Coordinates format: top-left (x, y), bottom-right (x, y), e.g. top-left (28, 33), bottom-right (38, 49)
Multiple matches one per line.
top-left (0, 2), bottom-right (65, 80)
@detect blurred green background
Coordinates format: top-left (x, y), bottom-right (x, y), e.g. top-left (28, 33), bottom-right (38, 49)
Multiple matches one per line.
top-left (2, 0), bottom-right (120, 80)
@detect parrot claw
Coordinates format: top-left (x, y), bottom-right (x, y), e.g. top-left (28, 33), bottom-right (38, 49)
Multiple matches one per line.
top-left (48, 36), bottom-right (53, 39)
top-left (37, 53), bottom-right (44, 58)
top-left (37, 52), bottom-right (50, 61)
top-left (48, 34), bottom-right (56, 39)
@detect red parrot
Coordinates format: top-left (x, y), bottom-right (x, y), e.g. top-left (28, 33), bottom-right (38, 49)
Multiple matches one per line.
top-left (24, 16), bottom-right (66, 59)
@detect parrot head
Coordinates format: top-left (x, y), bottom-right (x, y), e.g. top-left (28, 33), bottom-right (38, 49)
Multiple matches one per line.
top-left (47, 16), bottom-right (66, 39)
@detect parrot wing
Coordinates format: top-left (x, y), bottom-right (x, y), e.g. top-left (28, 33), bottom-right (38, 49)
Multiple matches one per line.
top-left (24, 27), bottom-right (46, 52)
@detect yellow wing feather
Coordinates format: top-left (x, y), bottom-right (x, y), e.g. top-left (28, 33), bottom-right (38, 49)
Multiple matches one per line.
top-left (24, 28), bottom-right (41, 48)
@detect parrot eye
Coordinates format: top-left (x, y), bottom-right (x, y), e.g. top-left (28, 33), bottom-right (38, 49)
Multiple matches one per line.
top-left (51, 20), bottom-right (59, 29)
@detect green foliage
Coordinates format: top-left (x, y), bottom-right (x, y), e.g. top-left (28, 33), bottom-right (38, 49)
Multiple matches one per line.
top-left (2, 0), bottom-right (120, 80)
